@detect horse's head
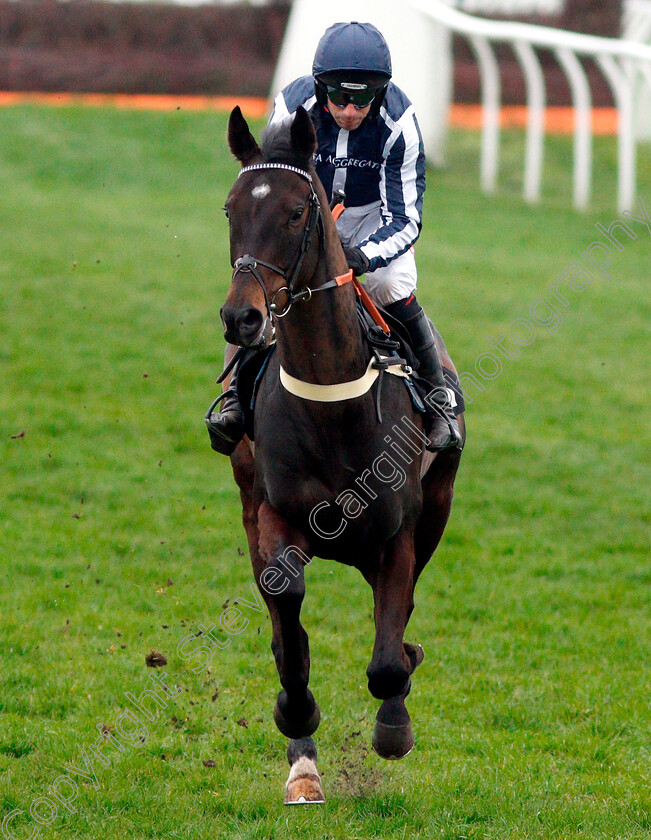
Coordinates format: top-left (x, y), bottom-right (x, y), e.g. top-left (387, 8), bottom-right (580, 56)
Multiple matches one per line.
top-left (220, 106), bottom-right (322, 349)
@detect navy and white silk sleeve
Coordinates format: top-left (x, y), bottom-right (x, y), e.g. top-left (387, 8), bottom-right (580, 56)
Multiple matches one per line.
top-left (358, 104), bottom-right (426, 272)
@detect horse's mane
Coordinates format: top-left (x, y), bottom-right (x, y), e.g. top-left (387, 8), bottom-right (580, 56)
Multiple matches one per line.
top-left (260, 117), bottom-right (313, 173)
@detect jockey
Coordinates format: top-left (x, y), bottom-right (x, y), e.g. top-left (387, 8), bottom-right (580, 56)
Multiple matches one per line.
top-left (208, 21), bottom-right (462, 454)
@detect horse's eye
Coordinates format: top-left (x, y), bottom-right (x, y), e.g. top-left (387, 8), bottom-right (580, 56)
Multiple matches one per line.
top-left (223, 205), bottom-right (230, 220)
top-left (290, 206), bottom-right (305, 223)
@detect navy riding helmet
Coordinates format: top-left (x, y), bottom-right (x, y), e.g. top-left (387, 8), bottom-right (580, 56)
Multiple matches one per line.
top-left (313, 21), bottom-right (392, 118)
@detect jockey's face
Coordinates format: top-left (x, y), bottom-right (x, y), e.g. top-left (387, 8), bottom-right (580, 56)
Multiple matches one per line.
top-left (327, 99), bottom-right (372, 131)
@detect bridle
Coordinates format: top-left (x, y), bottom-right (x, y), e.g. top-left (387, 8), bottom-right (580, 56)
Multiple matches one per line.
top-left (230, 162), bottom-right (352, 320)
top-left (228, 161), bottom-right (395, 356)
top-left (222, 161), bottom-right (396, 403)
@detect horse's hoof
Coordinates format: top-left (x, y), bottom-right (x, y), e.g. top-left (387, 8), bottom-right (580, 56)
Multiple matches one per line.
top-left (372, 695), bottom-right (414, 760)
top-left (372, 720), bottom-right (414, 760)
top-left (284, 776), bottom-right (325, 805)
top-left (284, 755), bottom-right (325, 805)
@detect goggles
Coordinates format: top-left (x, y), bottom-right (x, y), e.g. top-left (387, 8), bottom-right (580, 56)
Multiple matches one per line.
top-left (326, 83), bottom-right (379, 109)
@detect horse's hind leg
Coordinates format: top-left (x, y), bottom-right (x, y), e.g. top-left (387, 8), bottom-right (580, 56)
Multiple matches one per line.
top-left (415, 447), bottom-right (462, 582)
top-left (365, 527), bottom-right (420, 759)
top-left (284, 737), bottom-right (325, 805)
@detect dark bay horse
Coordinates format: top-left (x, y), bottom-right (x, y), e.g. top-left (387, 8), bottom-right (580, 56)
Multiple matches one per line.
top-left (218, 105), bottom-right (465, 804)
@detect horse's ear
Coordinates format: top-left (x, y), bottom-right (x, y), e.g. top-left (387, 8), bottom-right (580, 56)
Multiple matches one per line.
top-left (228, 106), bottom-right (261, 166)
top-left (290, 106), bottom-right (317, 160)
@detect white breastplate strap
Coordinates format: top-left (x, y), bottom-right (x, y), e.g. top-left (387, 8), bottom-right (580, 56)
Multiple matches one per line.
top-left (279, 357), bottom-right (410, 402)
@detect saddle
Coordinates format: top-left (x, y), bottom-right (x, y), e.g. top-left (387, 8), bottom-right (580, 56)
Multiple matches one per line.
top-left (357, 303), bottom-right (465, 419)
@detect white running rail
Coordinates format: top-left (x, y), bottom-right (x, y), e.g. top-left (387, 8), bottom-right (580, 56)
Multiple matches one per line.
top-left (623, 0), bottom-right (651, 43)
top-left (411, 0), bottom-right (651, 210)
top-left (623, 0), bottom-right (651, 140)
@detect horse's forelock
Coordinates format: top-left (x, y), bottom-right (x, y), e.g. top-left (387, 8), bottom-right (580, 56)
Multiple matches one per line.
top-left (261, 119), bottom-right (313, 173)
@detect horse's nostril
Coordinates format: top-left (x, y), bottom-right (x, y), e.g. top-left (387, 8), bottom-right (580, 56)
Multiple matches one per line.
top-left (221, 301), bottom-right (266, 346)
top-left (237, 308), bottom-right (264, 335)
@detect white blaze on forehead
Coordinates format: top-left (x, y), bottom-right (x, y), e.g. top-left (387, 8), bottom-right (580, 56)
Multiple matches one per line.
top-left (252, 183), bottom-right (271, 200)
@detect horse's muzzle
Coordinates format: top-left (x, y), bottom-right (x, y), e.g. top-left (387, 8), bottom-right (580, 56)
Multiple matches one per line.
top-left (220, 303), bottom-right (272, 348)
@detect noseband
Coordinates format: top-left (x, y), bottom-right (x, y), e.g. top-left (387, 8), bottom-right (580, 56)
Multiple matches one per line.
top-left (231, 163), bottom-right (323, 318)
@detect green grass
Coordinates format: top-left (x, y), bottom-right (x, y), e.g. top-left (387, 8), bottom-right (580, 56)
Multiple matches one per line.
top-left (1, 104), bottom-right (649, 839)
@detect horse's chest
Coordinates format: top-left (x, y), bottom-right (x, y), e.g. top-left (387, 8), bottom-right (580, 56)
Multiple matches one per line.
top-left (253, 377), bottom-right (422, 550)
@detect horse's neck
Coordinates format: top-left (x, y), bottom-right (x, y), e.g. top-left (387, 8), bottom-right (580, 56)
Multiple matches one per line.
top-left (275, 263), bottom-right (367, 386)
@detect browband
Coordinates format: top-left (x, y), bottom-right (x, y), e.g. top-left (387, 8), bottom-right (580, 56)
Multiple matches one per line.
top-left (238, 163), bottom-right (313, 183)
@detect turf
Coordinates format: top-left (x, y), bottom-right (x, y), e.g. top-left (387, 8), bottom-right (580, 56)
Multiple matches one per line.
top-left (0, 104), bottom-right (649, 839)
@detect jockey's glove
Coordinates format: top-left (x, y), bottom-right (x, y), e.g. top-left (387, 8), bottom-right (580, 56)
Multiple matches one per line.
top-left (343, 246), bottom-right (370, 277)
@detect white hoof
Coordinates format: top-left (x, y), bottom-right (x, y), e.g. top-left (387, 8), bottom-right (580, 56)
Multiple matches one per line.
top-left (284, 755), bottom-right (325, 805)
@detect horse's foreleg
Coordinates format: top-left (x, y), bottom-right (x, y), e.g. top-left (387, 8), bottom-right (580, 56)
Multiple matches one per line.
top-left (371, 642), bottom-right (425, 760)
top-left (240, 486), bottom-right (322, 801)
top-left (256, 501), bottom-right (320, 741)
top-left (366, 527), bottom-right (416, 699)
top-left (366, 527), bottom-right (420, 759)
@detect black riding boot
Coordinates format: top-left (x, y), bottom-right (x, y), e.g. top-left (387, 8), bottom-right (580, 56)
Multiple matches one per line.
top-left (205, 355), bottom-right (246, 456)
top-left (386, 300), bottom-right (463, 452)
